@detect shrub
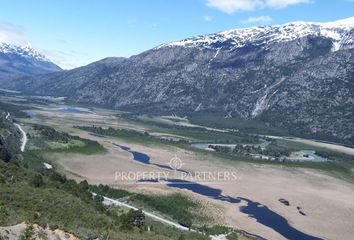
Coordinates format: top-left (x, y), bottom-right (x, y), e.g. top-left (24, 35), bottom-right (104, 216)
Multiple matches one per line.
top-left (31, 174), bottom-right (44, 188)
top-left (20, 225), bottom-right (34, 240)
top-left (120, 209), bottom-right (145, 230)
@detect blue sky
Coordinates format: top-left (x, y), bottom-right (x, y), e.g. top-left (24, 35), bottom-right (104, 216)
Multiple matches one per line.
top-left (0, 0), bottom-right (353, 69)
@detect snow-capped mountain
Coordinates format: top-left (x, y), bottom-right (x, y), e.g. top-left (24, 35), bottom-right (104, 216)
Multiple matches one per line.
top-left (1, 17), bottom-right (354, 145)
top-left (158, 17), bottom-right (354, 52)
top-left (0, 43), bottom-right (50, 62)
top-left (0, 42), bottom-right (61, 78)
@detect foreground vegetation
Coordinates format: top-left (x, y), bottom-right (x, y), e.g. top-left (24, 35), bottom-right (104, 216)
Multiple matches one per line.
top-left (0, 160), bottom-right (211, 239)
top-left (90, 184), bottom-right (251, 239)
top-left (1, 112), bottom-right (252, 239)
top-left (0, 115), bottom-right (211, 239)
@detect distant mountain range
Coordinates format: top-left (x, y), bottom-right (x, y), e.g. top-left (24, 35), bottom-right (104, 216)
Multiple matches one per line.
top-left (1, 17), bottom-right (354, 144)
top-left (0, 42), bottom-right (61, 78)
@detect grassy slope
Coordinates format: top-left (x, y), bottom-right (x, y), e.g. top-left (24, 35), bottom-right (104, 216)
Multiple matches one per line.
top-left (90, 185), bottom-right (210, 227)
top-left (0, 161), bottom-right (207, 240)
top-left (0, 117), bottom-right (209, 240)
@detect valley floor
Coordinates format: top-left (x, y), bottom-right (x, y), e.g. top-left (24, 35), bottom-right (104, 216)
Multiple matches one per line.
top-left (2, 95), bottom-right (354, 240)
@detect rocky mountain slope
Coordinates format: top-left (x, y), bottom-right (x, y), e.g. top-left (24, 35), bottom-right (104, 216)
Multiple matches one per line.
top-left (0, 42), bottom-right (61, 78)
top-left (1, 17), bottom-right (354, 144)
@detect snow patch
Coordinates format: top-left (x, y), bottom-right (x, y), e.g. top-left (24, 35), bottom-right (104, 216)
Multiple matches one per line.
top-left (0, 43), bottom-right (50, 62)
top-left (156, 17), bottom-right (354, 52)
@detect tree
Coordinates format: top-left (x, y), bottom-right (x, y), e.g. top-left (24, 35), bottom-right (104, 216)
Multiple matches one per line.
top-left (50, 172), bottom-right (66, 184)
top-left (120, 209), bottom-right (145, 230)
top-left (130, 209), bottom-right (145, 228)
top-left (79, 180), bottom-right (89, 190)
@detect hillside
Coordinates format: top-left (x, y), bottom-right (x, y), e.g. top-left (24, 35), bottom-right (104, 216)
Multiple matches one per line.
top-left (1, 17), bottom-right (354, 145)
top-left (0, 110), bottom-right (214, 240)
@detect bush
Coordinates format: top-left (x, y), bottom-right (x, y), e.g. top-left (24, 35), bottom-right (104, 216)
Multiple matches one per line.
top-left (227, 232), bottom-right (239, 240)
top-left (120, 209), bottom-right (145, 230)
top-left (20, 225), bottom-right (34, 240)
top-left (31, 174), bottom-right (44, 188)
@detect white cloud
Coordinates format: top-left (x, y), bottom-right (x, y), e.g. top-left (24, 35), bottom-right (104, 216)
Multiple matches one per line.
top-left (205, 0), bottom-right (310, 13)
top-left (206, 0), bottom-right (262, 13)
top-left (204, 15), bottom-right (214, 21)
top-left (265, 0), bottom-right (310, 8)
top-left (241, 15), bottom-right (273, 24)
top-left (0, 23), bottom-right (29, 45)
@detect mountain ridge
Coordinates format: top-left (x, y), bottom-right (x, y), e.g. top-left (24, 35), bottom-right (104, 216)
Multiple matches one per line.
top-left (0, 41), bottom-right (61, 78)
top-left (157, 17), bottom-right (354, 52)
top-left (1, 17), bottom-right (353, 145)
